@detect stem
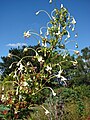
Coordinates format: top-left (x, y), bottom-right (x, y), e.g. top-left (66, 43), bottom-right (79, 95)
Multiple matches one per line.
top-left (36, 10), bottom-right (52, 20)
top-left (28, 30), bottom-right (43, 39)
top-left (32, 75), bottom-right (56, 95)
top-left (26, 47), bottom-right (37, 55)
top-left (65, 40), bottom-right (76, 45)
top-left (20, 56), bottom-right (34, 61)
top-left (51, 9), bottom-right (56, 19)
top-left (9, 61), bottom-right (18, 68)
top-left (40, 26), bottom-right (47, 35)
top-left (10, 54), bottom-right (21, 60)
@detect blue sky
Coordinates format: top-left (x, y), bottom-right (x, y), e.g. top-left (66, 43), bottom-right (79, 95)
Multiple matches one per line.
top-left (0, 0), bottom-right (90, 61)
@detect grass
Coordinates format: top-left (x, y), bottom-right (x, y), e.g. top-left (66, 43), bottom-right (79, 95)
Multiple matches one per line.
top-left (29, 98), bottom-right (90, 120)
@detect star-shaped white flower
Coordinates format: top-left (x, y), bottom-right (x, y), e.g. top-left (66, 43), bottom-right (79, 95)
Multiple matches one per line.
top-left (45, 109), bottom-right (50, 115)
top-left (23, 82), bottom-right (29, 86)
top-left (56, 70), bottom-right (63, 78)
top-left (42, 42), bottom-right (47, 47)
top-left (46, 65), bottom-right (52, 71)
top-left (56, 31), bottom-right (60, 36)
top-left (37, 56), bottom-right (44, 63)
top-left (17, 62), bottom-right (24, 71)
top-left (61, 76), bottom-right (67, 85)
top-left (2, 86), bottom-right (4, 91)
top-left (24, 31), bottom-right (31, 38)
top-left (61, 76), bottom-right (67, 81)
top-left (41, 105), bottom-right (50, 115)
top-left (71, 18), bottom-right (76, 24)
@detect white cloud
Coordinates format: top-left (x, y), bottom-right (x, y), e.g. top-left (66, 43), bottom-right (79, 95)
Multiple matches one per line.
top-left (6, 43), bottom-right (28, 47)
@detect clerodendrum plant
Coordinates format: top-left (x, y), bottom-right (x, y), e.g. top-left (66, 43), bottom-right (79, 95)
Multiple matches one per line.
top-left (0, 3), bottom-right (79, 120)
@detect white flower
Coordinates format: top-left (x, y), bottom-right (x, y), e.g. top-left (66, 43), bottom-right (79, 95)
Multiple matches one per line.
top-left (56, 31), bottom-right (60, 36)
top-left (19, 95), bottom-right (22, 100)
top-left (56, 70), bottom-right (63, 78)
top-left (61, 76), bottom-right (67, 81)
top-left (75, 43), bottom-right (78, 48)
top-left (61, 76), bottom-right (67, 85)
top-left (37, 56), bottom-right (44, 62)
top-left (23, 82), bottom-right (29, 86)
top-left (75, 33), bottom-right (78, 38)
top-left (9, 65), bottom-right (12, 69)
top-left (41, 105), bottom-right (50, 115)
top-left (16, 87), bottom-right (18, 95)
top-left (49, 0), bottom-right (52, 4)
top-left (38, 40), bottom-right (40, 44)
top-left (40, 29), bottom-right (43, 35)
top-left (20, 86), bottom-right (23, 90)
top-left (2, 86), bottom-right (4, 91)
top-left (48, 87), bottom-right (56, 96)
top-left (9, 73), bottom-right (11, 76)
top-left (61, 4), bottom-right (63, 8)
top-left (46, 29), bottom-right (49, 36)
top-left (36, 11), bottom-right (40, 15)
top-left (23, 47), bottom-right (28, 52)
top-left (1, 94), bottom-right (6, 102)
top-left (14, 110), bottom-right (18, 114)
top-left (52, 91), bottom-right (56, 96)
top-left (46, 65), bottom-right (52, 71)
top-left (42, 42), bottom-right (47, 47)
top-left (45, 109), bottom-right (50, 115)
top-left (17, 61), bottom-right (20, 66)
top-left (13, 71), bottom-right (17, 78)
top-left (67, 16), bottom-right (70, 20)
top-left (8, 53), bottom-right (12, 58)
top-left (72, 27), bottom-right (75, 31)
top-left (67, 31), bottom-right (70, 38)
top-left (71, 60), bottom-right (78, 66)
top-left (18, 63), bottom-right (24, 71)
top-left (52, 16), bottom-right (56, 20)
top-left (69, 25), bottom-right (71, 28)
top-left (71, 18), bottom-right (76, 24)
top-left (36, 52), bottom-right (38, 56)
top-left (67, 34), bottom-right (70, 38)
top-left (24, 31), bottom-right (31, 38)
top-left (27, 62), bottom-right (30, 66)
top-left (74, 50), bottom-right (79, 55)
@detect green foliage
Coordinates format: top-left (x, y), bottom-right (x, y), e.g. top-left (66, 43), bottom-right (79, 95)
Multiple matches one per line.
top-left (0, 105), bottom-right (10, 120)
top-left (30, 86), bottom-right (90, 120)
top-left (0, 45), bottom-right (40, 78)
top-left (42, 86), bottom-right (90, 120)
top-left (68, 46), bottom-right (90, 87)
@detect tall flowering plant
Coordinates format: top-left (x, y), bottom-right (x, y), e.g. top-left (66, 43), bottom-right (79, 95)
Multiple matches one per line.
top-left (0, 3), bottom-right (79, 120)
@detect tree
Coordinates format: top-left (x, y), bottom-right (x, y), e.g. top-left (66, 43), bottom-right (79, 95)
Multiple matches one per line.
top-left (0, 44), bottom-right (40, 78)
top-left (68, 46), bottom-right (90, 86)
